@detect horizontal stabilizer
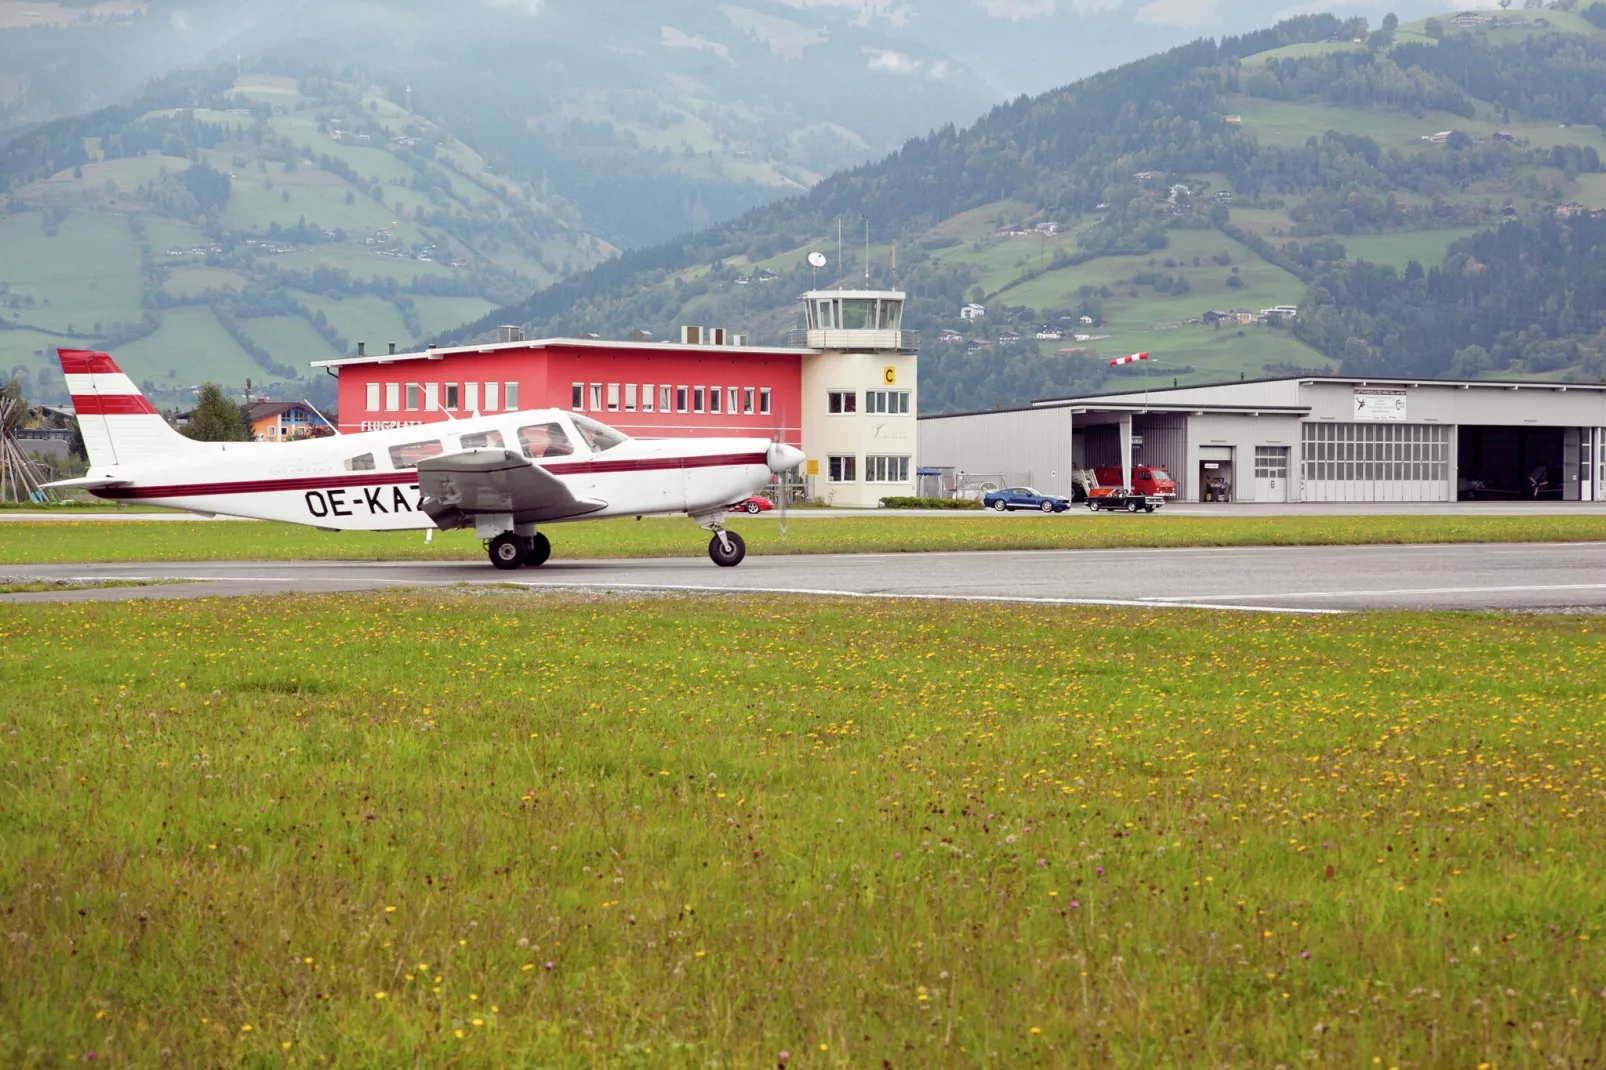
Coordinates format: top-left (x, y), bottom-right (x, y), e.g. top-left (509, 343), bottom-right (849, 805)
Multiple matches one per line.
top-left (416, 449), bottom-right (607, 528)
top-left (41, 477), bottom-right (133, 491)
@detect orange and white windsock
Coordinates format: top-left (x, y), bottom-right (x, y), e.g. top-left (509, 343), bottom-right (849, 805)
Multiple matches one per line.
top-left (59, 348), bottom-right (192, 468)
top-left (1108, 352), bottom-right (1149, 366)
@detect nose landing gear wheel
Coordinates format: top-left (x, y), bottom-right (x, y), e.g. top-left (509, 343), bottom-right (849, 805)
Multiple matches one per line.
top-left (709, 530), bottom-right (746, 567)
top-left (488, 533), bottom-right (525, 570)
top-left (524, 532), bottom-right (552, 567)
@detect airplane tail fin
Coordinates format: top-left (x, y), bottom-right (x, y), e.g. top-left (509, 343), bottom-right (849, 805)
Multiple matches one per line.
top-left (59, 349), bottom-right (207, 469)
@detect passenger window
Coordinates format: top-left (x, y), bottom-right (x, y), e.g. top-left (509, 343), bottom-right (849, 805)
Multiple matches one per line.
top-left (389, 440), bottom-right (444, 469)
top-left (459, 430), bottom-right (505, 449)
top-left (344, 453), bottom-right (375, 471)
top-left (519, 422), bottom-right (575, 459)
top-left (570, 414), bottom-right (629, 453)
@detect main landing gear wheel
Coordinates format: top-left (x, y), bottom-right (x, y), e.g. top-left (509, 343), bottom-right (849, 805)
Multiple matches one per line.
top-left (488, 533), bottom-right (525, 570)
top-left (993, 499), bottom-right (1008, 512)
top-left (524, 532), bottom-right (552, 567)
top-left (709, 530), bottom-right (746, 567)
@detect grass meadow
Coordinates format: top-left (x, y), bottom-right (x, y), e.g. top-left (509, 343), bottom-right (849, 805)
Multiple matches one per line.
top-left (4, 514), bottom-right (1606, 564)
top-left (1, 591), bottom-right (1603, 1067)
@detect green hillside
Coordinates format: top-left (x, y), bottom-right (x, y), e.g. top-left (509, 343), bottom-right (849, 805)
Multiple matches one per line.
top-left (0, 71), bottom-right (612, 406)
top-left (451, 8), bottom-right (1606, 411)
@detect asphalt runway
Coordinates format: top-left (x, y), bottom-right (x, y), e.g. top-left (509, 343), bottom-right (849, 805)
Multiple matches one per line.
top-left (5, 541), bottom-right (1606, 613)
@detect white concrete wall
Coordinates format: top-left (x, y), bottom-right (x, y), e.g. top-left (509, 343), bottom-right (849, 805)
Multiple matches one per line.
top-left (800, 349), bottom-right (918, 507)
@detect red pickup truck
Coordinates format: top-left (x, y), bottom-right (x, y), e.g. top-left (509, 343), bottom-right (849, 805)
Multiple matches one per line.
top-left (1077, 466), bottom-right (1177, 512)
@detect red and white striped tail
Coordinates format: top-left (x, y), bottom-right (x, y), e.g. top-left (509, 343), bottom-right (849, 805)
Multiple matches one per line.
top-left (60, 349), bottom-right (199, 468)
top-left (1108, 352), bottom-right (1149, 366)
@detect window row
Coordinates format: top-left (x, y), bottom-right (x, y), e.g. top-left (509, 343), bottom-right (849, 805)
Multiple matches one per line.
top-left (828, 389), bottom-right (911, 415)
top-left (825, 454), bottom-right (911, 484)
top-left (347, 416), bottom-right (630, 472)
top-left (365, 381), bottom-right (520, 414)
top-left (572, 382), bottom-right (772, 417)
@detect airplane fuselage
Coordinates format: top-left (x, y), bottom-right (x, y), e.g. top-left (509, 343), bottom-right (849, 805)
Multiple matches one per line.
top-left (90, 409), bottom-right (774, 530)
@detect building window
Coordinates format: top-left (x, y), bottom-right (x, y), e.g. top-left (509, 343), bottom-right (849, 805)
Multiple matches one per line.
top-left (572, 383), bottom-right (584, 410)
top-left (866, 455), bottom-right (910, 483)
top-left (365, 382), bottom-right (380, 411)
top-left (709, 386), bottom-right (721, 414)
top-left (726, 387), bottom-right (738, 414)
top-left (625, 383), bottom-right (637, 412)
top-left (743, 387), bottom-right (755, 414)
top-left (676, 386), bottom-right (688, 412)
top-left (642, 385), bottom-right (654, 413)
top-left (385, 382), bottom-right (400, 412)
top-left (484, 381), bottom-right (499, 412)
top-left (590, 383), bottom-right (602, 411)
top-left (693, 386), bottom-right (705, 413)
top-left (866, 390), bottom-right (910, 415)
top-left (607, 383), bottom-right (620, 412)
top-left (405, 384), bottom-right (420, 411)
top-left (464, 381), bottom-right (479, 413)
top-left (827, 455), bottom-right (857, 482)
top-left (445, 383), bottom-right (460, 410)
top-left (504, 382), bottom-right (519, 410)
top-left (759, 387), bottom-right (771, 415)
top-left (424, 383), bottom-right (439, 413)
top-left (660, 386), bottom-right (672, 412)
top-left (827, 390), bottom-right (857, 414)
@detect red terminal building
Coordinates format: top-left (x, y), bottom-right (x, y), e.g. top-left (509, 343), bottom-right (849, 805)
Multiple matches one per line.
top-left (311, 291), bottom-right (920, 507)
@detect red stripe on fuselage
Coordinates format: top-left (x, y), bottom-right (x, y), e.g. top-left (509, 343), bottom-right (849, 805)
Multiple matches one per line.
top-left (71, 394), bottom-right (158, 416)
top-left (58, 349), bottom-right (123, 375)
top-left (93, 453), bottom-right (767, 500)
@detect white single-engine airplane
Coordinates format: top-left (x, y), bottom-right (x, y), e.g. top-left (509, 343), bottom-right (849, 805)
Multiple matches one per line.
top-left (44, 349), bottom-right (805, 569)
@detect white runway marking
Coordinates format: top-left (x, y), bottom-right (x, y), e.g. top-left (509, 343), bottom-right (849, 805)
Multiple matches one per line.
top-left (1144, 582), bottom-right (1606, 603)
top-left (510, 580), bottom-right (1345, 615)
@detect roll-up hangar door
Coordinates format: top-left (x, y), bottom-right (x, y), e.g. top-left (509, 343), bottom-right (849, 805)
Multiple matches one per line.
top-left (1300, 422), bottom-right (1451, 502)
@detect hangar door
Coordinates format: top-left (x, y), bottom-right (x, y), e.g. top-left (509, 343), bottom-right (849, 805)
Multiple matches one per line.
top-left (1300, 423), bottom-right (1451, 502)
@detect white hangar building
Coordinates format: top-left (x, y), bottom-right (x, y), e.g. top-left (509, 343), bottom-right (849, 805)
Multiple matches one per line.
top-left (917, 376), bottom-right (1606, 504)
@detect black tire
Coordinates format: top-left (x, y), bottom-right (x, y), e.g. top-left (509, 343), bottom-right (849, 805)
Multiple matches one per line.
top-left (1039, 500), bottom-right (1054, 514)
top-left (524, 532), bottom-right (552, 567)
top-left (1144, 503), bottom-right (1156, 513)
top-left (488, 533), bottom-right (525, 570)
top-left (1086, 499), bottom-right (1099, 512)
top-left (992, 499), bottom-right (1008, 512)
top-left (1126, 499), bottom-right (1141, 513)
top-left (745, 500), bottom-right (761, 514)
top-left (709, 531), bottom-right (746, 567)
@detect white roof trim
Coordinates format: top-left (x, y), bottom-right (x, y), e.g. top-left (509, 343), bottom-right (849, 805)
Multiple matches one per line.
top-left (310, 336), bottom-right (816, 369)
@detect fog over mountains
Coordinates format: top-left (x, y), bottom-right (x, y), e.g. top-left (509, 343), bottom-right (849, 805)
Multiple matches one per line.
top-left (2, 0), bottom-right (1483, 244)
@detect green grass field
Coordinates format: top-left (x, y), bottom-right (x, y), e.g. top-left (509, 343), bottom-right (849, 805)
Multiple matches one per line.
top-left (1337, 229), bottom-right (1480, 270)
top-left (3, 514), bottom-right (1606, 565)
top-left (1, 591), bottom-right (1602, 1066)
top-left (112, 306), bottom-right (265, 387)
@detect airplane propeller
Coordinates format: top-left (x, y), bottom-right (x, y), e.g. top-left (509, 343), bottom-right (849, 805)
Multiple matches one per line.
top-left (765, 416), bottom-right (802, 541)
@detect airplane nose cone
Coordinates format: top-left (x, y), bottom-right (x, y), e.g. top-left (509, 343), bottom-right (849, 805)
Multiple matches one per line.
top-left (767, 442), bottom-right (806, 473)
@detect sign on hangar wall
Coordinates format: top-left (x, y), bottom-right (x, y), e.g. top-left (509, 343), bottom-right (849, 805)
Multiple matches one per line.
top-left (1353, 388), bottom-right (1408, 421)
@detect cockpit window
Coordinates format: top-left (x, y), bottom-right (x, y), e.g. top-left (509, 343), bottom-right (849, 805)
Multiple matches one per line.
top-left (518, 422), bottom-right (575, 459)
top-left (343, 453), bottom-right (375, 471)
top-left (570, 414), bottom-right (629, 453)
top-left (460, 430), bottom-right (505, 449)
top-left (388, 440), bottom-right (443, 469)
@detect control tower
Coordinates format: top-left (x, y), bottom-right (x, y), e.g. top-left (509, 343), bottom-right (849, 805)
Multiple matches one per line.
top-left (792, 289), bottom-right (918, 505)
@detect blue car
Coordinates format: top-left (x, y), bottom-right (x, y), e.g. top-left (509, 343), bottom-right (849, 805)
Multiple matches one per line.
top-left (983, 486), bottom-right (1072, 513)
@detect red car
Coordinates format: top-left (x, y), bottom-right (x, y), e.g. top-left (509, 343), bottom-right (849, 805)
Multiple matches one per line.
top-left (729, 495), bottom-right (773, 514)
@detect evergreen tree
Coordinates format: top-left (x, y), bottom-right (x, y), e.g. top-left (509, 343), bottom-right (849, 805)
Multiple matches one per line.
top-left (181, 383), bottom-right (248, 441)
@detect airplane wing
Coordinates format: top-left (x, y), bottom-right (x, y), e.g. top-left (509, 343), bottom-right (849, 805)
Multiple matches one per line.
top-left (41, 477), bottom-right (132, 491)
top-left (415, 449), bottom-right (607, 529)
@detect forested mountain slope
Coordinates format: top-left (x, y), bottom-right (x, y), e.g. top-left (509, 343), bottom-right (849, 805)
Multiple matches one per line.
top-left (454, 7), bottom-right (1606, 411)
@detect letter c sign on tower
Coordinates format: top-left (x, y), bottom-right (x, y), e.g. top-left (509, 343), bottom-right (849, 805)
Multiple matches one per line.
top-left (883, 366), bottom-right (896, 385)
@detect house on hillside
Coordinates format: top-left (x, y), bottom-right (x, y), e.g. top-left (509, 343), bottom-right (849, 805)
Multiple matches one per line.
top-left (1036, 327), bottom-right (1064, 341)
top-left (997, 329), bottom-right (1023, 344)
top-left (937, 328), bottom-right (965, 344)
top-left (248, 401), bottom-right (336, 443)
top-left (1555, 202), bottom-right (1588, 218)
top-left (1451, 12), bottom-right (1489, 27)
top-left (755, 269), bottom-right (779, 282)
top-left (960, 302), bottom-right (986, 321)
